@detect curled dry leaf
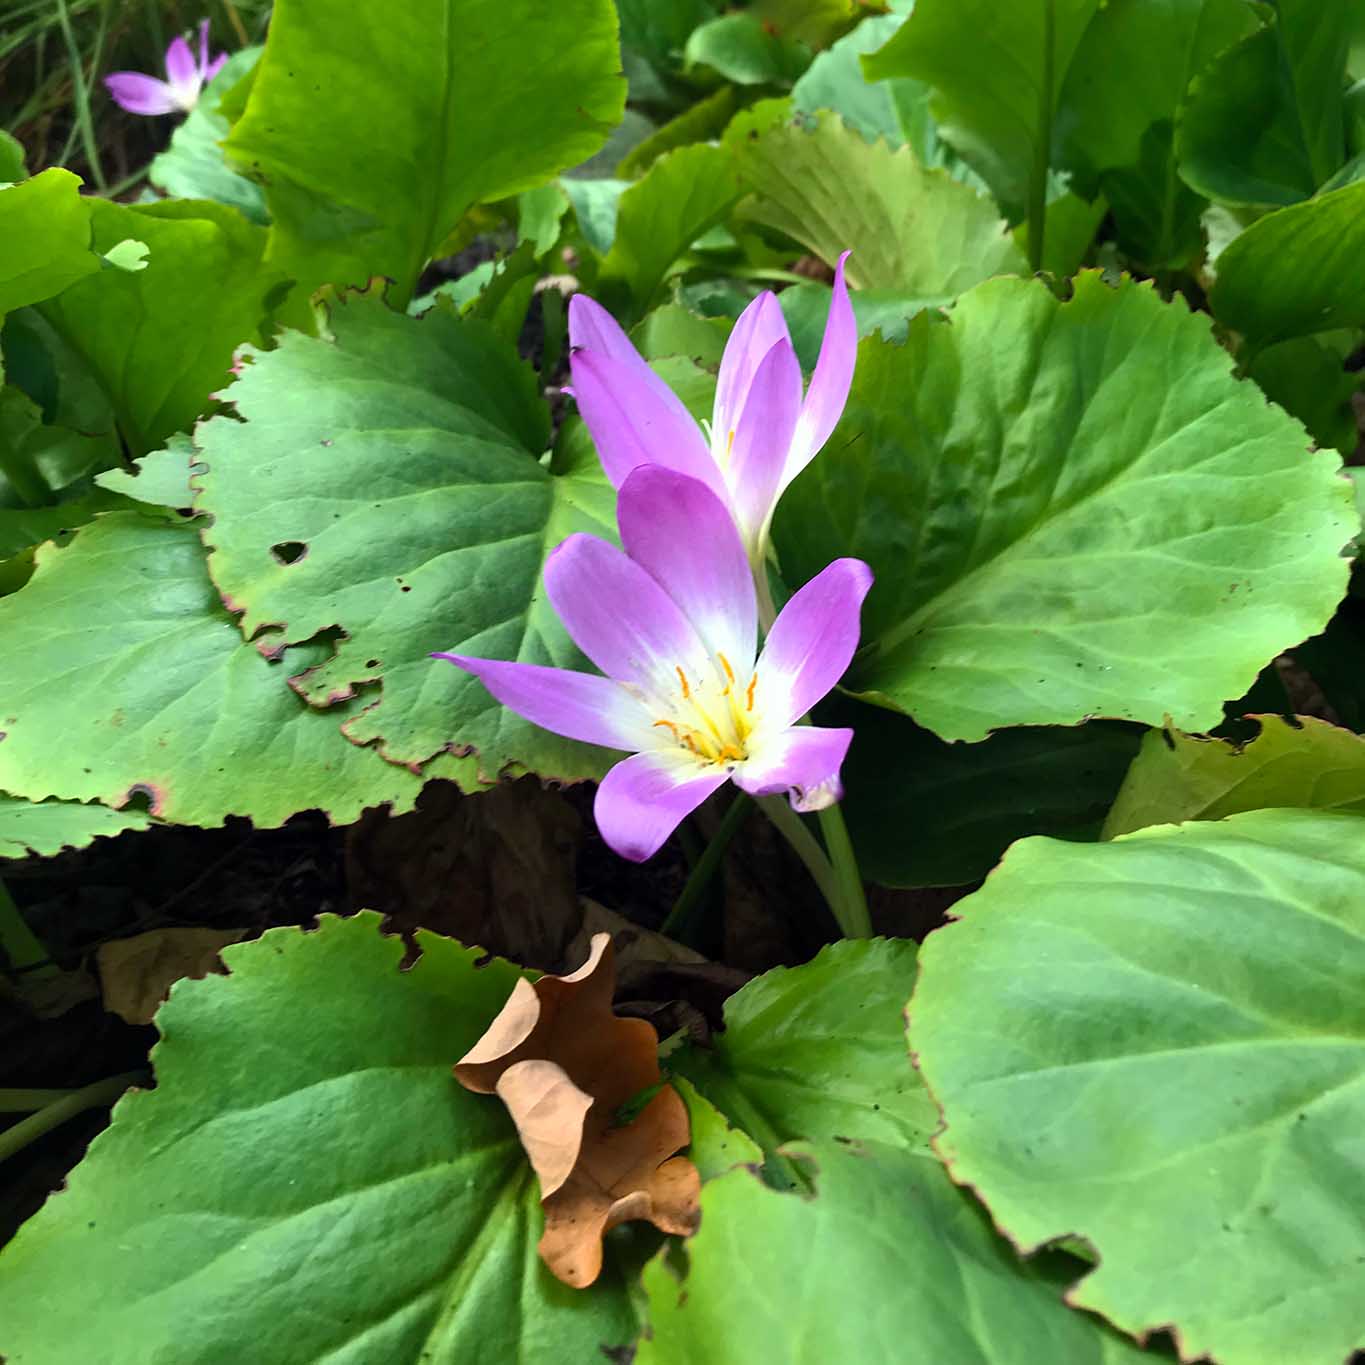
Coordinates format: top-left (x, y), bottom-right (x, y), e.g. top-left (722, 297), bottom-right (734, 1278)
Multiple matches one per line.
top-left (455, 932), bottom-right (700, 1287)
top-left (97, 927), bottom-right (245, 1025)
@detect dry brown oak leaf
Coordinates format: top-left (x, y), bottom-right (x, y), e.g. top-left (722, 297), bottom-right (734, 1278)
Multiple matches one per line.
top-left (455, 932), bottom-right (700, 1287)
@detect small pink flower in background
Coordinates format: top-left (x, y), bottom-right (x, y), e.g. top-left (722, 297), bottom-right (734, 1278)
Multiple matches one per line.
top-left (434, 466), bottom-right (872, 862)
top-left (567, 253), bottom-right (855, 566)
top-left (105, 19), bottom-right (227, 116)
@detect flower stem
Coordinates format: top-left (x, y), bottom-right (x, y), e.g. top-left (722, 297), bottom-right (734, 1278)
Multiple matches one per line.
top-left (0, 876), bottom-right (52, 976)
top-left (816, 803), bottom-right (872, 938)
top-left (0, 1071), bottom-right (146, 1165)
top-left (660, 792), bottom-right (753, 943)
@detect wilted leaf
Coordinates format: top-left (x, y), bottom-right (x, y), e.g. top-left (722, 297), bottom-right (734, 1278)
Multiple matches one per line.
top-left (456, 933), bottom-right (700, 1287)
top-left (0, 913), bottom-right (636, 1361)
top-left (97, 927), bottom-right (246, 1025)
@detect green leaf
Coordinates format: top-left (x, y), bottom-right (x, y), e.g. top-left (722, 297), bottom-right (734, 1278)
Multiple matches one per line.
top-left (0, 383), bottom-right (118, 510)
top-left (1249, 333), bottom-right (1362, 454)
top-left (600, 143), bottom-right (743, 317)
top-left (0, 129), bottom-right (26, 183)
top-left (752, 0), bottom-right (861, 49)
top-left (862, 0), bottom-right (1103, 223)
top-left (637, 1139), bottom-right (1153, 1364)
top-left (684, 13), bottom-right (810, 85)
top-left (777, 281), bottom-right (934, 369)
top-left (669, 939), bottom-right (937, 1159)
top-left (912, 808), bottom-right (1365, 1365)
top-left (516, 183), bottom-right (569, 258)
top-left (775, 272), bottom-right (1355, 742)
top-left (1210, 180), bottom-right (1365, 348)
top-left (94, 435), bottom-right (195, 510)
top-left (1056, 0), bottom-right (1260, 266)
top-left (630, 304), bottom-right (730, 367)
top-left (1102, 714), bottom-right (1365, 836)
top-left (0, 912), bottom-right (636, 1362)
top-left (0, 513), bottom-right (441, 828)
top-left (616, 87), bottom-right (739, 179)
top-left (149, 49), bottom-right (268, 225)
top-left (838, 705), bottom-right (1143, 886)
top-left (561, 177), bottom-right (629, 256)
top-left (0, 169), bottom-right (99, 316)
top-left (1178, 0), bottom-right (1354, 208)
top-left (193, 291), bottom-right (616, 781)
top-left (0, 795), bottom-right (151, 860)
top-left (0, 488), bottom-right (130, 560)
top-left (225, 0), bottom-right (625, 307)
top-left (38, 199), bottom-right (281, 454)
top-left (793, 13), bottom-right (910, 146)
top-left (732, 108), bottom-right (1027, 291)
top-left (673, 1076), bottom-right (764, 1180)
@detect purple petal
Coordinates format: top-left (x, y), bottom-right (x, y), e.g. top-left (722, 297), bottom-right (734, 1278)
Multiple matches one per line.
top-left (196, 19), bottom-right (211, 73)
top-left (734, 725), bottom-right (852, 811)
top-left (727, 338), bottom-right (803, 548)
top-left (164, 34), bottom-right (197, 87)
top-left (544, 533), bottom-right (708, 695)
top-left (786, 251), bottom-right (856, 491)
top-left (568, 293), bottom-right (645, 367)
top-left (568, 349), bottom-right (721, 499)
top-left (594, 751), bottom-right (728, 861)
top-left (432, 654), bottom-right (648, 750)
top-left (713, 292), bottom-right (790, 451)
top-left (204, 52), bottom-right (228, 83)
top-left (617, 467), bottom-right (756, 676)
top-left (758, 557), bottom-right (873, 727)
top-left (104, 72), bottom-right (179, 115)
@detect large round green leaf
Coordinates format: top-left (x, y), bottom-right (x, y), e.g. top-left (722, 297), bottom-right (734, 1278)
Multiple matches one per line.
top-left (1176, 0), bottom-right (1353, 208)
top-left (775, 271), bottom-right (1355, 742)
top-left (226, 0), bottom-right (625, 306)
top-left (38, 199), bottom-right (283, 454)
top-left (0, 794), bottom-right (150, 859)
top-left (0, 513), bottom-right (442, 827)
top-left (1103, 714), bottom-right (1365, 836)
top-left (636, 1139), bottom-right (1153, 1364)
top-left (0, 912), bottom-right (636, 1362)
top-left (731, 106), bottom-right (1026, 292)
top-left (911, 809), bottom-right (1365, 1365)
top-left (669, 939), bottom-right (937, 1157)
top-left (1055, 0), bottom-right (1260, 266)
top-left (1210, 181), bottom-right (1365, 349)
top-left (837, 703), bottom-right (1142, 887)
top-left (0, 169), bottom-right (99, 316)
top-left (193, 291), bottom-right (616, 783)
top-left (861, 0), bottom-right (1102, 223)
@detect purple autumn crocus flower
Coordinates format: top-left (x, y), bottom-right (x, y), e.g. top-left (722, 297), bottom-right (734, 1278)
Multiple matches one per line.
top-left (567, 254), bottom-right (855, 569)
top-left (105, 19), bottom-right (227, 116)
top-left (434, 466), bottom-right (872, 863)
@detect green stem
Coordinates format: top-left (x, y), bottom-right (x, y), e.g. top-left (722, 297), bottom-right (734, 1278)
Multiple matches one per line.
top-left (0, 1088), bottom-right (81, 1113)
top-left (0, 1071), bottom-right (146, 1164)
top-left (816, 803), bottom-right (872, 938)
top-left (758, 795), bottom-right (838, 906)
top-left (1026, 0), bottom-right (1055, 274)
top-left (0, 876), bottom-right (53, 976)
top-left (660, 793), bottom-right (753, 941)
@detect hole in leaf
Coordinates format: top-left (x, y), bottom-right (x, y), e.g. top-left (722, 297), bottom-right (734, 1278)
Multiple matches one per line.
top-left (270, 541), bottom-right (308, 565)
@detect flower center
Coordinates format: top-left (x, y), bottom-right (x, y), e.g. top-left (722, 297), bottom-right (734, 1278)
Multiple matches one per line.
top-left (652, 652), bottom-right (757, 766)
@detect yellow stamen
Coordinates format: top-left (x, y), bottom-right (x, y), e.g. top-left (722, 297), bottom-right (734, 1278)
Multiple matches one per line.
top-left (675, 665), bottom-right (691, 700)
top-left (745, 674), bottom-right (757, 711)
top-left (718, 652), bottom-right (735, 685)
